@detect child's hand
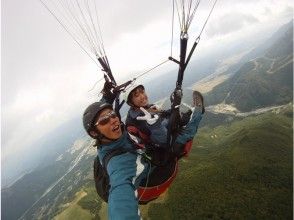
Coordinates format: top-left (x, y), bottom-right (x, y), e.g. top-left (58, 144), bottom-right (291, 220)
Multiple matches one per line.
top-left (148, 104), bottom-right (160, 113)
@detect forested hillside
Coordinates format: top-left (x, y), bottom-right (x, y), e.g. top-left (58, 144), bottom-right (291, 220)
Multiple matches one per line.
top-left (205, 22), bottom-right (293, 111)
top-left (146, 108), bottom-right (293, 219)
top-left (54, 106), bottom-right (293, 220)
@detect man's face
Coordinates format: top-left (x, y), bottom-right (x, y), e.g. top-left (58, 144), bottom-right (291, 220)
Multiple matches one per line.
top-left (130, 87), bottom-right (149, 107)
top-left (95, 108), bottom-right (122, 140)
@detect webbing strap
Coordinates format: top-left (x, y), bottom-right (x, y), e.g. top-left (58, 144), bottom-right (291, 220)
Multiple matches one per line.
top-left (102, 148), bottom-right (138, 170)
top-left (102, 148), bottom-right (128, 169)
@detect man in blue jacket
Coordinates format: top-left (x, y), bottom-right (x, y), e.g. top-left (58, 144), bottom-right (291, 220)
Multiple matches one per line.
top-left (82, 86), bottom-right (204, 219)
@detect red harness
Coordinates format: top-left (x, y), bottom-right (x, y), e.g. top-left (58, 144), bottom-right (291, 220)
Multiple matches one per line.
top-left (127, 125), bottom-right (193, 204)
top-left (138, 159), bottom-right (179, 204)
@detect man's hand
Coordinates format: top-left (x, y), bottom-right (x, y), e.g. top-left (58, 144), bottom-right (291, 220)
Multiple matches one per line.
top-left (137, 107), bottom-right (159, 125)
top-left (102, 81), bottom-right (117, 103)
top-left (170, 89), bottom-right (182, 107)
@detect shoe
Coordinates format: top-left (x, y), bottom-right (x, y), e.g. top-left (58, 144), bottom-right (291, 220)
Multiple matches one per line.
top-left (193, 91), bottom-right (205, 114)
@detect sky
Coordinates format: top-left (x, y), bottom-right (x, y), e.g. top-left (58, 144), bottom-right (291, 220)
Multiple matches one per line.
top-left (1, 0), bottom-right (293, 183)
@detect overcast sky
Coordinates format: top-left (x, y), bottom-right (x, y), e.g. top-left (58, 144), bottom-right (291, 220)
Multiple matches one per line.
top-left (2, 0), bottom-right (293, 179)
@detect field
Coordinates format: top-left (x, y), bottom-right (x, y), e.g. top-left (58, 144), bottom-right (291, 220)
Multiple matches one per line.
top-left (54, 190), bottom-right (93, 220)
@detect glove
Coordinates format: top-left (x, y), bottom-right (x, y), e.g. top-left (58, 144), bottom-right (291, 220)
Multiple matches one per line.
top-left (170, 89), bottom-right (182, 107)
top-left (102, 81), bottom-right (116, 103)
top-left (136, 107), bottom-right (159, 125)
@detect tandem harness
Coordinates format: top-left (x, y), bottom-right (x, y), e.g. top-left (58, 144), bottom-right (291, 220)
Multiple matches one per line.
top-left (93, 146), bottom-right (179, 205)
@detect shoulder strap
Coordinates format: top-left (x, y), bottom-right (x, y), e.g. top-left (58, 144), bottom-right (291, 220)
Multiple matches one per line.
top-left (102, 147), bottom-right (136, 170)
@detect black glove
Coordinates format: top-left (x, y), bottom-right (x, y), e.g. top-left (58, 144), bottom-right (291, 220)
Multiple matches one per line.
top-left (170, 89), bottom-right (182, 107)
top-left (102, 81), bottom-right (117, 103)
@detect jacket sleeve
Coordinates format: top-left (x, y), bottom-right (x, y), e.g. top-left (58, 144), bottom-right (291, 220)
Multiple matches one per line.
top-left (175, 107), bottom-right (203, 145)
top-left (106, 152), bottom-right (146, 220)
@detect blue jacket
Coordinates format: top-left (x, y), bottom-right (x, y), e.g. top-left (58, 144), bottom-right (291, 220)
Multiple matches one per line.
top-left (126, 105), bottom-right (170, 146)
top-left (98, 132), bottom-right (149, 220)
top-left (97, 99), bottom-right (202, 219)
top-left (125, 106), bottom-right (203, 146)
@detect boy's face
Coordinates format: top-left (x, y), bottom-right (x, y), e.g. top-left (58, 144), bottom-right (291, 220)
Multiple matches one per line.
top-left (95, 108), bottom-right (122, 140)
top-left (130, 87), bottom-right (149, 107)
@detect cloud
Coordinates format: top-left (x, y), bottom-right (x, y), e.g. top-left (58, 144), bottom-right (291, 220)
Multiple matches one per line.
top-left (1, 63), bottom-right (94, 160)
top-left (206, 12), bottom-right (259, 38)
top-left (202, 0), bottom-right (293, 39)
top-left (92, 0), bottom-right (171, 44)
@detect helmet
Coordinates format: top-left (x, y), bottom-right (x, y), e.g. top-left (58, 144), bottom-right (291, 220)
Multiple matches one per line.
top-left (123, 83), bottom-right (144, 105)
top-left (83, 101), bottom-right (113, 138)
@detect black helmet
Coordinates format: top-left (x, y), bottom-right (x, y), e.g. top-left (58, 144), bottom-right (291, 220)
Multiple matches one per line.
top-left (83, 101), bottom-right (113, 138)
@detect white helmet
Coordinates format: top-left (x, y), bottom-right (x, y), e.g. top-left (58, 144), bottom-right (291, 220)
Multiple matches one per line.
top-left (123, 82), bottom-right (144, 105)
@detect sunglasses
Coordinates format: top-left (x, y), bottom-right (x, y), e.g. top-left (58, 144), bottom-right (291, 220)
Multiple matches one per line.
top-left (95, 110), bottom-right (118, 126)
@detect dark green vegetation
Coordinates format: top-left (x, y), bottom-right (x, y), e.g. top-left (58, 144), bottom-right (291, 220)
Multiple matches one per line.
top-left (205, 22), bottom-right (293, 111)
top-left (55, 106), bottom-right (293, 220)
top-left (60, 107), bottom-right (293, 220)
top-left (147, 109), bottom-right (293, 219)
top-left (77, 184), bottom-right (102, 219)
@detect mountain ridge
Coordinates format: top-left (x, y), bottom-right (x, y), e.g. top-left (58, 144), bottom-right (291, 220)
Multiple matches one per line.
top-left (204, 21), bottom-right (293, 111)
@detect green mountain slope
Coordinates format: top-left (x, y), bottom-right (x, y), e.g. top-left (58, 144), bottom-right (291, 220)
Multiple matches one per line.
top-left (147, 109), bottom-right (293, 219)
top-left (61, 107), bottom-right (293, 220)
top-left (205, 22), bottom-right (293, 111)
